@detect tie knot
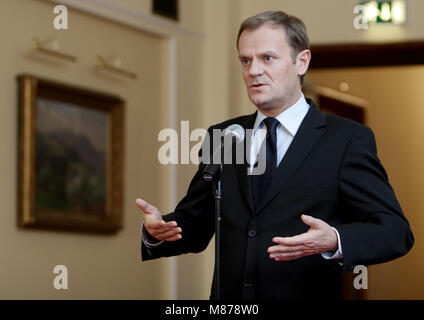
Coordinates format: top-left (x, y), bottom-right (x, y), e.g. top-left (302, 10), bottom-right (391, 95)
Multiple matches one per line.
top-left (263, 117), bottom-right (279, 135)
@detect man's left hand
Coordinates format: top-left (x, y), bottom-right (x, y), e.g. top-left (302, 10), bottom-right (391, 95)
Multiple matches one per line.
top-left (267, 214), bottom-right (338, 261)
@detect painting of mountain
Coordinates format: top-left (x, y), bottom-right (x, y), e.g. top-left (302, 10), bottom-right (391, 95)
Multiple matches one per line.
top-left (34, 98), bottom-right (108, 215)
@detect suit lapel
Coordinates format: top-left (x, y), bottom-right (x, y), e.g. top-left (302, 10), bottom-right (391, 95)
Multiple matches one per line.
top-left (253, 100), bottom-right (327, 215)
top-left (234, 112), bottom-right (257, 213)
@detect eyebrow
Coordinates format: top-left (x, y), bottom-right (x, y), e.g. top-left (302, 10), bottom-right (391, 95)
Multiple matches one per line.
top-left (238, 51), bottom-right (278, 59)
top-left (238, 54), bottom-right (250, 60)
top-left (260, 51), bottom-right (278, 57)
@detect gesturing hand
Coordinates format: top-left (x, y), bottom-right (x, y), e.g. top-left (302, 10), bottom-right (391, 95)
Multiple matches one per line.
top-left (267, 214), bottom-right (338, 261)
top-left (136, 198), bottom-right (182, 242)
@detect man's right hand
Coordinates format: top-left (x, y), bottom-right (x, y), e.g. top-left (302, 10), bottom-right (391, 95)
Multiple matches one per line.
top-left (136, 198), bottom-right (182, 242)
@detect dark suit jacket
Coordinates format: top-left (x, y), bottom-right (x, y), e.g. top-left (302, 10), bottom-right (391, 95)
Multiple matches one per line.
top-left (142, 99), bottom-right (414, 300)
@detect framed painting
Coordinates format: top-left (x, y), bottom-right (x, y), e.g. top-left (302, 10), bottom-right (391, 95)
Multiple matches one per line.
top-left (17, 74), bottom-right (124, 233)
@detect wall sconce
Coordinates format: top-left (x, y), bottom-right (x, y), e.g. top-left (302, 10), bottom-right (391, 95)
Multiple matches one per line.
top-left (94, 55), bottom-right (137, 79)
top-left (361, 0), bottom-right (407, 25)
top-left (29, 36), bottom-right (77, 62)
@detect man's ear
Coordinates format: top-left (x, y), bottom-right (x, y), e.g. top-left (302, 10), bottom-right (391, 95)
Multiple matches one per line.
top-left (296, 49), bottom-right (311, 77)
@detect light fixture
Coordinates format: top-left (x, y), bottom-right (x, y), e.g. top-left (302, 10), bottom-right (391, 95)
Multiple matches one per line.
top-left (29, 36), bottom-right (77, 62)
top-left (94, 55), bottom-right (137, 79)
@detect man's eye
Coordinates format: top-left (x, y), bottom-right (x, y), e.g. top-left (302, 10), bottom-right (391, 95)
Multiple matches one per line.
top-left (242, 59), bottom-right (250, 65)
top-left (265, 56), bottom-right (273, 61)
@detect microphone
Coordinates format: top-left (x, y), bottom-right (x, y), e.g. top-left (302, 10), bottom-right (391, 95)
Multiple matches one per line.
top-left (202, 124), bottom-right (245, 181)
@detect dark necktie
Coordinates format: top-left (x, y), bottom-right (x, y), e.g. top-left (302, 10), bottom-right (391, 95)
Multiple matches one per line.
top-left (251, 117), bottom-right (279, 209)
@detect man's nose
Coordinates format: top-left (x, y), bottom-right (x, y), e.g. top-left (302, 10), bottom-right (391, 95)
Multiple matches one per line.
top-left (248, 59), bottom-right (264, 77)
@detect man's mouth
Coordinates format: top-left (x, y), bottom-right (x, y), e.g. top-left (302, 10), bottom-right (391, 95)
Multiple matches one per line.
top-left (250, 83), bottom-right (267, 88)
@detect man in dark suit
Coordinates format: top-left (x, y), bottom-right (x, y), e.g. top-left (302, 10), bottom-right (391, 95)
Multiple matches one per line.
top-left (136, 11), bottom-right (414, 300)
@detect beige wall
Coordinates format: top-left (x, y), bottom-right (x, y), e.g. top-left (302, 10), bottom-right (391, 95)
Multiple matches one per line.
top-left (1, 0), bottom-right (423, 300)
top-left (0, 0), bottom-right (205, 299)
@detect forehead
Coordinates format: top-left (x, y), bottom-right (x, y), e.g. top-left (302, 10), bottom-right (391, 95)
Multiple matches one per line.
top-left (238, 24), bottom-right (290, 54)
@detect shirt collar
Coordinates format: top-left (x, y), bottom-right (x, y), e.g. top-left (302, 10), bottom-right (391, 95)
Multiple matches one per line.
top-left (253, 93), bottom-right (310, 136)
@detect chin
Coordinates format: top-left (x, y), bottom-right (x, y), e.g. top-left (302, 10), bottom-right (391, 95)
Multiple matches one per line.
top-left (249, 95), bottom-right (268, 108)
top-left (251, 99), bottom-right (272, 109)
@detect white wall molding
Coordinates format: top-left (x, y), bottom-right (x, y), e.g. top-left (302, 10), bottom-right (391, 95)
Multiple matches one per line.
top-left (168, 37), bottom-right (178, 301)
top-left (49, 0), bottom-right (205, 38)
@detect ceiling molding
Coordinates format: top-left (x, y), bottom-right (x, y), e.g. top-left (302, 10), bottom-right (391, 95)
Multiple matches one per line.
top-left (49, 0), bottom-right (205, 38)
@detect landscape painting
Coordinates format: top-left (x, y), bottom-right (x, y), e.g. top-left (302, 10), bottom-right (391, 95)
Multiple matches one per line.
top-left (34, 98), bottom-right (108, 215)
top-left (17, 75), bottom-right (124, 233)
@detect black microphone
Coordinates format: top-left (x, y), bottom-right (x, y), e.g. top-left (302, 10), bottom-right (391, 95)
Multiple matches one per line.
top-left (202, 124), bottom-right (245, 181)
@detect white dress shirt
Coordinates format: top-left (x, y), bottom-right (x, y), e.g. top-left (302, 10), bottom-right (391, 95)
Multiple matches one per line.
top-left (143, 93), bottom-right (343, 260)
top-left (249, 93), bottom-right (310, 173)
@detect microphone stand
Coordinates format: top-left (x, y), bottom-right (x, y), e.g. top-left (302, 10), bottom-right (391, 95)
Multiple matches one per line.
top-left (202, 163), bottom-right (223, 300)
top-left (202, 128), bottom-right (244, 300)
top-left (214, 165), bottom-right (223, 300)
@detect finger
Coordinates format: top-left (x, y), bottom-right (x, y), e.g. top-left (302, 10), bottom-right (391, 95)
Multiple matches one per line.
top-left (268, 244), bottom-right (305, 254)
top-left (155, 228), bottom-right (182, 241)
top-left (145, 219), bottom-right (166, 230)
top-left (146, 220), bottom-right (177, 232)
top-left (157, 221), bottom-right (178, 229)
top-left (161, 234), bottom-right (182, 242)
top-left (301, 214), bottom-right (324, 229)
top-left (156, 226), bottom-right (182, 237)
top-left (269, 246), bottom-right (315, 259)
top-left (136, 198), bottom-right (159, 215)
top-left (273, 252), bottom-right (308, 262)
top-left (165, 221), bottom-right (178, 228)
top-left (272, 233), bottom-right (310, 246)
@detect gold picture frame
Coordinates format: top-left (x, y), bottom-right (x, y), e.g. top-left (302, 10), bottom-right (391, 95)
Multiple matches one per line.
top-left (17, 74), bottom-right (124, 233)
